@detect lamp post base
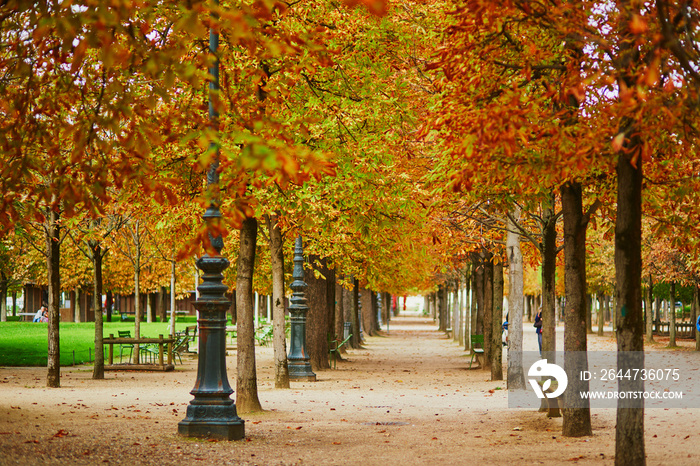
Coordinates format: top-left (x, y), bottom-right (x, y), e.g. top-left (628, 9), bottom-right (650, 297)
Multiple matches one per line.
top-left (288, 362), bottom-right (316, 382)
top-left (178, 405), bottom-right (245, 440)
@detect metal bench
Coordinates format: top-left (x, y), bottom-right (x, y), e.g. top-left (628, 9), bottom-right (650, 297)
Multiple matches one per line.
top-left (469, 334), bottom-right (485, 369)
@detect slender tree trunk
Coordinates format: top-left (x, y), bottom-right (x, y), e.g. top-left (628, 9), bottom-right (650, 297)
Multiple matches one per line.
top-left (236, 216), bottom-right (263, 412)
top-left (132, 266), bottom-right (141, 363)
top-left (483, 252), bottom-right (493, 368)
top-left (437, 284), bottom-right (446, 332)
top-left (0, 273), bottom-right (7, 322)
top-left (491, 260), bottom-right (503, 380)
top-left (360, 287), bottom-right (374, 337)
top-left (306, 255), bottom-right (331, 370)
top-left (614, 125), bottom-right (645, 465)
top-left (266, 214), bottom-right (289, 388)
top-left (541, 194), bottom-right (557, 362)
top-left (695, 285), bottom-right (700, 351)
top-left (335, 281), bottom-right (346, 354)
top-left (561, 181), bottom-right (592, 437)
top-left (350, 277), bottom-right (361, 349)
top-left (507, 208), bottom-right (525, 389)
top-left (645, 275), bottom-right (654, 343)
top-left (75, 289), bottom-right (82, 323)
top-left (46, 207), bottom-right (61, 388)
top-left (597, 294), bottom-right (604, 336)
top-left (105, 290), bottom-right (113, 323)
top-left (92, 244), bottom-right (104, 379)
top-left (669, 282), bottom-right (677, 347)
top-left (169, 259), bottom-right (176, 336)
top-left (453, 280), bottom-right (461, 343)
top-left (475, 255), bottom-right (484, 336)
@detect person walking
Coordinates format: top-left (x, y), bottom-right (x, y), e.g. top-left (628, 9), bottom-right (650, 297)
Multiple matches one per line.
top-left (534, 309), bottom-right (542, 356)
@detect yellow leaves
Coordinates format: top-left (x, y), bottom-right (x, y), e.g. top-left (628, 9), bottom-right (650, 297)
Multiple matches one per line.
top-left (629, 14), bottom-right (647, 35)
top-left (645, 55), bottom-right (661, 88)
top-left (70, 39), bottom-right (89, 74)
top-left (343, 0), bottom-right (389, 16)
top-left (612, 132), bottom-right (626, 152)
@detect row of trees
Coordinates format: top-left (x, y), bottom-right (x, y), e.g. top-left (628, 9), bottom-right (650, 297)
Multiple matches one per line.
top-left (4, 1), bottom-right (700, 464)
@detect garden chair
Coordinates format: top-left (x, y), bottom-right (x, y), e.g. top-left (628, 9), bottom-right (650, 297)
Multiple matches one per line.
top-left (328, 332), bottom-right (352, 369)
top-left (469, 334), bottom-right (485, 369)
top-left (117, 330), bottom-right (134, 363)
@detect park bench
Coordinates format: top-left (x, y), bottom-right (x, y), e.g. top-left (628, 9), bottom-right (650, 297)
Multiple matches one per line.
top-left (469, 334), bottom-right (485, 369)
top-left (104, 333), bottom-right (175, 371)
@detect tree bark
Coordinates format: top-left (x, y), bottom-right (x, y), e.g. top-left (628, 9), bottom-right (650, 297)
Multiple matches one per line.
top-left (105, 290), bottom-right (113, 323)
top-left (306, 255), bottom-right (332, 371)
top-left (597, 294), bottom-right (604, 336)
top-left (506, 208), bottom-right (525, 389)
top-left (669, 282), bottom-right (677, 347)
top-left (614, 126), bottom-right (645, 465)
top-left (645, 276), bottom-right (654, 343)
top-left (491, 259), bottom-right (503, 380)
top-left (541, 194), bottom-right (557, 362)
top-left (236, 216), bottom-right (263, 413)
top-left (335, 281), bottom-right (346, 354)
top-left (360, 287), bottom-right (374, 337)
top-left (695, 285), bottom-right (700, 351)
top-left (92, 243), bottom-right (104, 379)
top-left (350, 277), bottom-right (361, 348)
top-left (561, 181), bottom-right (592, 437)
top-left (453, 280), bottom-right (461, 343)
top-left (483, 252), bottom-right (493, 368)
top-left (266, 214), bottom-right (289, 388)
top-left (0, 273), bottom-right (7, 322)
top-left (46, 207), bottom-right (61, 388)
top-left (475, 255), bottom-right (484, 337)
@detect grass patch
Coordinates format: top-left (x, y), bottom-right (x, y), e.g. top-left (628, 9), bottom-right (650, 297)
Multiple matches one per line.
top-left (0, 321), bottom-right (173, 366)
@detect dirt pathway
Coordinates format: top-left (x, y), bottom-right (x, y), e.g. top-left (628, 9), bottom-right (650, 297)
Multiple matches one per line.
top-left (1, 315), bottom-right (698, 465)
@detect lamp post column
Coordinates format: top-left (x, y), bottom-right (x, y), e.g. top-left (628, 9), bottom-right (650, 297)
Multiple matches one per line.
top-left (178, 1), bottom-right (244, 440)
top-left (287, 236), bottom-right (316, 381)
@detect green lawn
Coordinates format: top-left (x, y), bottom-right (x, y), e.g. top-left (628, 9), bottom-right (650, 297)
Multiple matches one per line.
top-left (0, 321), bottom-right (183, 366)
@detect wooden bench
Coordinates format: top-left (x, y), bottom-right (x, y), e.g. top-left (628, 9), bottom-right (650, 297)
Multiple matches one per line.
top-left (104, 334), bottom-right (175, 371)
top-left (469, 334), bottom-right (485, 369)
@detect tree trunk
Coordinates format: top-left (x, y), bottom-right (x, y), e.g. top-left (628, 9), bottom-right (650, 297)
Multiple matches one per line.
top-left (132, 265), bottom-right (141, 363)
top-left (491, 259), bottom-right (503, 381)
top-left (597, 294), bottom-right (604, 336)
top-left (92, 244), bottom-right (104, 379)
top-left (483, 252), bottom-right (493, 368)
top-left (506, 208), bottom-right (525, 389)
top-left (46, 207), bottom-right (61, 388)
top-left (541, 194), bottom-right (557, 362)
top-left (360, 287), bottom-right (374, 337)
top-left (236, 216), bottom-right (263, 412)
top-left (614, 126), bottom-right (645, 465)
top-left (350, 277), bottom-right (361, 349)
top-left (695, 285), bottom-right (700, 351)
top-left (645, 275), bottom-right (654, 343)
top-left (453, 280), bottom-right (461, 343)
top-left (266, 214), bottom-right (289, 388)
top-left (561, 181), bottom-right (592, 437)
top-left (75, 287), bottom-right (82, 323)
top-left (0, 273), bottom-right (7, 322)
top-left (669, 282), bottom-right (677, 347)
top-left (306, 255), bottom-right (331, 371)
top-left (586, 294), bottom-right (593, 334)
top-left (475, 255), bottom-right (484, 336)
top-left (437, 284), bottom-right (446, 332)
top-left (335, 281), bottom-right (346, 354)
top-left (105, 290), bottom-right (113, 323)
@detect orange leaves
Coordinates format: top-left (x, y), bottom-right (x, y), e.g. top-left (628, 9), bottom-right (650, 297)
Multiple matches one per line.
top-left (343, 0), bottom-right (389, 16)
